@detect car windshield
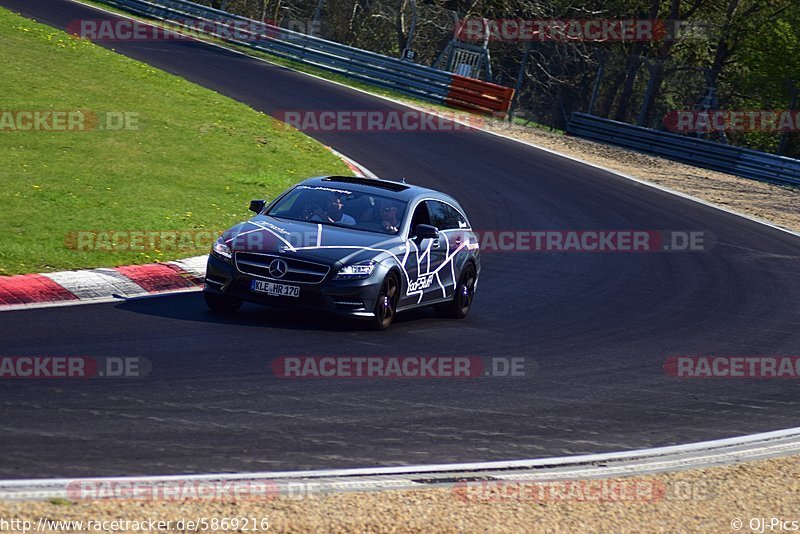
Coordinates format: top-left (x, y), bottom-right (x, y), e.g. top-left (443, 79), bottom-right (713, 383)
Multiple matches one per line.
top-left (267, 185), bottom-right (408, 235)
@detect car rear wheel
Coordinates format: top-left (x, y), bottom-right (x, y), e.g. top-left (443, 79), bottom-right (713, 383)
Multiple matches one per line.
top-left (370, 273), bottom-right (399, 330)
top-left (204, 291), bottom-right (242, 313)
top-left (437, 263), bottom-right (476, 319)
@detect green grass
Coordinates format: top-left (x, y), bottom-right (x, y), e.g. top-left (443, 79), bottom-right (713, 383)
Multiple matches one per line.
top-left (0, 7), bottom-right (350, 275)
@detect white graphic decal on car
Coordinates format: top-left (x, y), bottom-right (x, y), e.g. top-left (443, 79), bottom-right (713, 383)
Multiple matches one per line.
top-left (230, 221), bottom-right (473, 305)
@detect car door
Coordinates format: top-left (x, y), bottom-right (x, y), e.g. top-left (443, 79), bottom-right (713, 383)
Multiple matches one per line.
top-left (426, 200), bottom-right (470, 298)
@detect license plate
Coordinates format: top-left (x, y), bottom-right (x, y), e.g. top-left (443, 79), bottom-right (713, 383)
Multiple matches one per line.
top-left (251, 280), bottom-right (300, 298)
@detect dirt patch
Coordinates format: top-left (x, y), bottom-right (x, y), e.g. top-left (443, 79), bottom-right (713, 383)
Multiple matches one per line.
top-left (1, 453), bottom-right (798, 532)
top-left (479, 118), bottom-right (800, 234)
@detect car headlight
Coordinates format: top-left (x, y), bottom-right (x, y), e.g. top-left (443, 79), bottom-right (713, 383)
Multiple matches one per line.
top-left (334, 260), bottom-right (376, 280)
top-left (211, 236), bottom-right (232, 262)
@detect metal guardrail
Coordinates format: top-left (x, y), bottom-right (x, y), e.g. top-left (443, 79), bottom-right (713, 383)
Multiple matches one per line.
top-left (567, 113), bottom-right (800, 187)
top-left (94, 0), bottom-right (514, 114)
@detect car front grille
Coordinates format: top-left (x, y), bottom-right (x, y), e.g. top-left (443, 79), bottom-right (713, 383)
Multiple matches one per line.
top-left (235, 252), bottom-right (330, 284)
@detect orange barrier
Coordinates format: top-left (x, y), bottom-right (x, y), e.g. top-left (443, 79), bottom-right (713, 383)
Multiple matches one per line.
top-left (445, 75), bottom-right (515, 116)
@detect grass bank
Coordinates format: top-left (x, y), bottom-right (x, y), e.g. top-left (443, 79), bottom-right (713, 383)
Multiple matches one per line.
top-left (0, 7), bottom-right (350, 275)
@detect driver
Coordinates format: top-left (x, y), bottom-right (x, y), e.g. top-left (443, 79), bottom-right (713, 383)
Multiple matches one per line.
top-left (312, 193), bottom-right (356, 225)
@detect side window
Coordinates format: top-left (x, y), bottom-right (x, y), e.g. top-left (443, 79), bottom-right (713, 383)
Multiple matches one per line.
top-left (446, 203), bottom-right (469, 229)
top-left (268, 188), bottom-right (302, 217)
top-left (427, 201), bottom-right (466, 231)
top-left (409, 202), bottom-right (431, 235)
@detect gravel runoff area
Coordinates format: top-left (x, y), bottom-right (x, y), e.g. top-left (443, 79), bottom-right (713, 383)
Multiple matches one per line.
top-left (478, 117), bottom-right (800, 234)
top-left (1, 453), bottom-right (799, 532)
top-left (3, 94), bottom-right (799, 531)
top-left (66, 1), bottom-right (800, 235)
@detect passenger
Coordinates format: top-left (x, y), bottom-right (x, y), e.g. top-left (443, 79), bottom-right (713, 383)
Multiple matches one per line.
top-left (379, 202), bottom-right (401, 234)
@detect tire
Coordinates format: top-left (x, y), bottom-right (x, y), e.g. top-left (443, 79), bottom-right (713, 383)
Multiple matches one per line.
top-left (370, 273), bottom-right (399, 330)
top-left (437, 263), bottom-right (476, 319)
top-left (204, 291), bottom-right (242, 313)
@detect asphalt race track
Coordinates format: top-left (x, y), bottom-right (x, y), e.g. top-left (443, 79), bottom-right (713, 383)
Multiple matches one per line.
top-left (1, 0), bottom-right (799, 479)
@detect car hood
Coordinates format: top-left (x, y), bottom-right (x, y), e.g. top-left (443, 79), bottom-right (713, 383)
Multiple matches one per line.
top-left (222, 215), bottom-right (403, 265)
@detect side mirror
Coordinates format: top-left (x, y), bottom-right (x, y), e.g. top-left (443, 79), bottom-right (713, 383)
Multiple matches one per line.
top-left (249, 199), bottom-right (266, 213)
top-left (415, 224), bottom-right (439, 240)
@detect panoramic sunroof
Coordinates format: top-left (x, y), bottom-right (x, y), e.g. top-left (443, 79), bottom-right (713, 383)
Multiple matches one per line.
top-left (322, 175), bottom-right (410, 192)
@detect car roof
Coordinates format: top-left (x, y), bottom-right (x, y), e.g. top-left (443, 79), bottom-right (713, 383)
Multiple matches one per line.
top-left (299, 176), bottom-right (458, 205)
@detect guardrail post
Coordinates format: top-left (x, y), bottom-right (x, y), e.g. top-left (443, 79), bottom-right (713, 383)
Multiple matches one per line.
top-left (310, 0), bottom-right (324, 37)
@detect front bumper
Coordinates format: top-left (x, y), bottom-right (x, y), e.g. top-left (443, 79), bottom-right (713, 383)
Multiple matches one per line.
top-left (204, 254), bottom-right (383, 318)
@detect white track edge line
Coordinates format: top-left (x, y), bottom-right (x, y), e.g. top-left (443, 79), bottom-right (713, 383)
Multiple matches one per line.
top-left (62, 0), bottom-right (800, 241)
top-left (326, 146), bottom-right (379, 179)
top-left (2, 2), bottom-right (379, 311)
top-left (1, 426), bottom-right (799, 489)
top-left (65, 0), bottom-right (800, 241)
top-left (4, 0), bottom-right (797, 497)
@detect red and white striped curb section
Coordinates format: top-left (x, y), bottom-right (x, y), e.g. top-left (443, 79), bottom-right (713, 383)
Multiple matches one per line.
top-left (0, 256), bottom-right (207, 311)
top-left (0, 152), bottom-right (374, 311)
top-left (327, 146), bottom-right (379, 179)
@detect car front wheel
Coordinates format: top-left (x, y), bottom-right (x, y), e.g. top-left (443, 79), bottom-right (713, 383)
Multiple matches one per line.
top-left (370, 273), bottom-right (399, 330)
